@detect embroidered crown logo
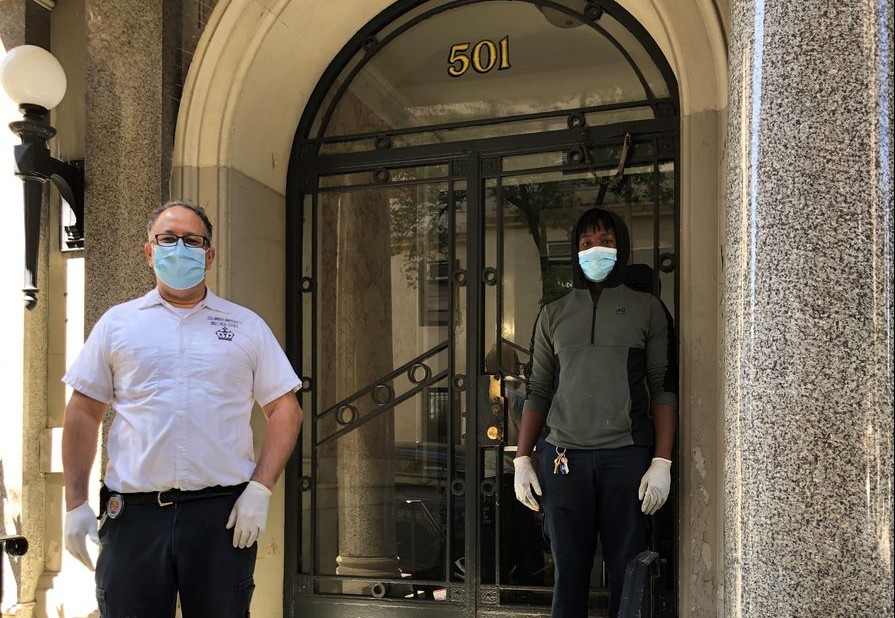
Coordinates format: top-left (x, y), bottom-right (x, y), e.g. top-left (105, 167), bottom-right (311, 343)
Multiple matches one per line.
top-left (216, 326), bottom-right (235, 341)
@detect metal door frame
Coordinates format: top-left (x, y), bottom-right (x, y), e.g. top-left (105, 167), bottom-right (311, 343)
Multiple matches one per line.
top-left (285, 123), bottom-right (679, 618)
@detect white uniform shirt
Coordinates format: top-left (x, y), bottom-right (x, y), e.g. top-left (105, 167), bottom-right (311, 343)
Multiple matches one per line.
top-left (63, 288), bottom-right (300, 493)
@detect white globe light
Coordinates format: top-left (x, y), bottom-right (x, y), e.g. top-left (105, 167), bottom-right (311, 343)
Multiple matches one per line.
top-left (0, 45), bottom-right (67, 110)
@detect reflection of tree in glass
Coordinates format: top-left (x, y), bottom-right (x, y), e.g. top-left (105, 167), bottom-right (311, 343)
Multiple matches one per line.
top-left (502, 179), bottom-right (582, 305)
top-left (388, 185), bottom-right (452, 288)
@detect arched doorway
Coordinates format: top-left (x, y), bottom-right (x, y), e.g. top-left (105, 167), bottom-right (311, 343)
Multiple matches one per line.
top-left (287, 1), bottom-right (680, 615)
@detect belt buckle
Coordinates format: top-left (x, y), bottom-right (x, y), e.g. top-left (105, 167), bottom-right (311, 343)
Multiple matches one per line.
top-left (157, 491), bottom-right (174, 507)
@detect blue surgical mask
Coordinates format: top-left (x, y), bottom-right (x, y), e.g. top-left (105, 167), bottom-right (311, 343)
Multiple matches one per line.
top-left (578, 246), bottom-right (617, 283)
top-left (153, 241), bottom-right (207, 290)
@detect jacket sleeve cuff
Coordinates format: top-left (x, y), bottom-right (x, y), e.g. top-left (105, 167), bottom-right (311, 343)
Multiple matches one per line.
top-left (652, 392), bottom-right (678, 410)
top-left (522, 396), bottom-right (549, 415)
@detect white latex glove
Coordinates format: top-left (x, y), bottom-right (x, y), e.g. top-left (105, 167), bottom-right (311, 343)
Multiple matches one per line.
top-left (226, 481), bottom-right (272, 548)
top-left (513, 456), bottom-right (542, 512)
top-left (638, 457), bottom-right (672, 515)
top-left (64, 502), bottom-right (100, 570)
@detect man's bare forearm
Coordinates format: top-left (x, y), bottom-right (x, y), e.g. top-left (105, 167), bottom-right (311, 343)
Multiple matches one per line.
top-left (252, 392), bottom-right (303, 489)
top-left (62, 391), bottom-right (106, 510)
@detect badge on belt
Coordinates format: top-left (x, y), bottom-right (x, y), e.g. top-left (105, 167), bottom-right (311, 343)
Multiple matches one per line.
top-left (107, 494), bottom-right (124, 519)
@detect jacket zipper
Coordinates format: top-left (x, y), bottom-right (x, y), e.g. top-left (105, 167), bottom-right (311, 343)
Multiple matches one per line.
top-left (590, 302), bottom-right (597, 344)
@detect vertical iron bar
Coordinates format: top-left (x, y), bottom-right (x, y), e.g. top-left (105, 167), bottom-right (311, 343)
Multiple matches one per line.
top-left (465, 151), bottom-right (483, 618)
top-left (284, 182), bottom-right (303, 609)
top-left (494, 176), bottom-right (504, 590)
top-left (310, 191), bottom-right (319, 582)
top-left (446, 176), bottom-right (456, 588)
top-left (653, 141), bottom-right (660, 294)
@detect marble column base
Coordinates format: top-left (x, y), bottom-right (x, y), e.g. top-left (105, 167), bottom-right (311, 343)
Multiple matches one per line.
top-left (335, 554), bottom-right (400, 577)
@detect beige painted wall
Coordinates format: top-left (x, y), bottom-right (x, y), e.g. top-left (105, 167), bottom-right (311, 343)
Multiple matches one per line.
top-left (172, 1), bottom-right (728, 616)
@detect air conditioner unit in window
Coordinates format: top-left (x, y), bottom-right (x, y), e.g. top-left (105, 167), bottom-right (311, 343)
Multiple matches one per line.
top-left (546, 241), bottom-right (571, 263)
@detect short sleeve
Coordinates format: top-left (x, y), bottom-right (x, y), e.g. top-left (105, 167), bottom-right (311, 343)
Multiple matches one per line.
top-left (62, 313), bottom-right (114, 404)
top-left (251, 318), bottom-right (301, 407)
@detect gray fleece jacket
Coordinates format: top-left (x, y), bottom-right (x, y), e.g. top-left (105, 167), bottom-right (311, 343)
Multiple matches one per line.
top-left (523, 209), bottom-right (678, 450)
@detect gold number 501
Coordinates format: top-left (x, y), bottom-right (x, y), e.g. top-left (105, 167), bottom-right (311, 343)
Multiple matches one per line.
top-left (447, 36), bottom-right (510, 77)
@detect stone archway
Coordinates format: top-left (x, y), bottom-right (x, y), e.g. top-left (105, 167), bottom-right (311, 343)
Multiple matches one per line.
top-left (171, 1), bottom-right (728, 615)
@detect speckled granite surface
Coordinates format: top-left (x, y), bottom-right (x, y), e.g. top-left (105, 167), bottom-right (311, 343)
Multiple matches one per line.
top-left (724, 1), bottom-right (894, 616)
top-left (84, 0), bottom-right (162, 330)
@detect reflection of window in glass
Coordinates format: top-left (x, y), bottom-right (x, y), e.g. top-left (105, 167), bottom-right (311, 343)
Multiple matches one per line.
top-left (545, 239), bottom-right (571, 266)
top-left (420, 259), bottom-right (450, 326)
top-left (425, 386), bottom-right (450, 445)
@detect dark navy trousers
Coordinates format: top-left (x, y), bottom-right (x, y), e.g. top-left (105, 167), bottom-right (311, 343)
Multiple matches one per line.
top-left (538, 440), bottom-right (652, 618)
top-left (96, 491), bottom-right (257, 618)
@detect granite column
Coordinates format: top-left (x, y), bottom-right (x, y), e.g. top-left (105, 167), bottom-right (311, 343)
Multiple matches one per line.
top-left (724, 1), bottom-right (893, 616)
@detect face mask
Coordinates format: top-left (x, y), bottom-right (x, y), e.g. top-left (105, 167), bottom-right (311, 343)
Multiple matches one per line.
top-left (578, 246), bottom-right (617, 283)
top-left (153, 241), bottom-right (207, 290)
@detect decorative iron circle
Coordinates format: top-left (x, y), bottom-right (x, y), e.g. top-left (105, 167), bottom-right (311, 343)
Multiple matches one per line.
top-left (298, 476), bottom-right (312, 491)
top-left (373, 168), bottom-right (390, 183)
top-left (374, 135), bottom-right (392, 149)
top-left (658, 252), bottom-right (676, 273)
top-left (566, 148), bottom-right (585, 165)
top-left (408, 363), bottom-right (431, 385)
top-left (453, 269), bottom-right (468, 286)
top-left (300, 277), bottom-right (314, 293)
top-left (362, 36), bottom-right (379, 52)
top-left (482, 267), bottom-right (498, 286)
top-left (335, 405), bottom-right (358, 426)
top-left (301, 376), bottom-right (312, 391)
top-left (567, 112), bottom-right (586, 129)
top-left (584, 3), bottom-right (603, 21)
top-left (451, 374), bottom-right (467, 392)
top-left (450, 478), bottom-right (466, 496)
top-left (371, 383), bottom-right (394, 405)
top-left (480, 479), bottom-right (496, 497)
top-left (370, 582), bottom-right (388, 599)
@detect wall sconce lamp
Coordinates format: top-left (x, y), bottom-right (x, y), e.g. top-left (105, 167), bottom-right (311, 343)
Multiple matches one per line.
top-left (1, 45), bottom-right (84, 310)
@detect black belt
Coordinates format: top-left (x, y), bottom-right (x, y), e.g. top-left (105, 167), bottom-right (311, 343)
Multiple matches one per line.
top-left (101, 483), bottom-right (246, 512)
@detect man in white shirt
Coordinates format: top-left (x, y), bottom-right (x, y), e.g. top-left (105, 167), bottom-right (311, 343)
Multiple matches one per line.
top-left (62, 200), bottom-right (303, 617)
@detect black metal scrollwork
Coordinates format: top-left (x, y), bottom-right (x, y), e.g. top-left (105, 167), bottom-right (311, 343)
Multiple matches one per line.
top-left (450, 478), bottom-right (466, 496)
top-left (335, 405), bottom-right (358, 426)
top-left (371, 384), bottom-right (394, 405)
top-left (408, 363), bottom-right (431, 384)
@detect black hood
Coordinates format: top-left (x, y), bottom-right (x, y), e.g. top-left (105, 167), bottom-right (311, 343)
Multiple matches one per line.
top-left (570, 208), bottom-right (630, 289)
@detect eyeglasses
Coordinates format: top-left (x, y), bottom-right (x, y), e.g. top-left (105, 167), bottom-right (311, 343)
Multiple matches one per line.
top-left (154, 233), bottom-right (208, 249)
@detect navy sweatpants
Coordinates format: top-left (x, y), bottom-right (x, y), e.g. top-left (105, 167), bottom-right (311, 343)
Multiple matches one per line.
top-left (538, 440), bottom-right (652, 618)
top-left (96, 491), bottom-right (257, 618)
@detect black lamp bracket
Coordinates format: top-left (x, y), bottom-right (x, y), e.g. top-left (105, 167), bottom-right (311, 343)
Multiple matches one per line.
top-left (8, 104), bottom-right (85, 309)
top-left (9, 104), bottom-right (85, 248)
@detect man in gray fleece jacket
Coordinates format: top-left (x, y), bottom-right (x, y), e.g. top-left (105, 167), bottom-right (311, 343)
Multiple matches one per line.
top-left (513, 207), bottom-right (677, 618)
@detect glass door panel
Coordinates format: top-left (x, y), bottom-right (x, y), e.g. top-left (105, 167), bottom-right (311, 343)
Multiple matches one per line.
top-left (481, 145), bottom-right (676, 613)
top-left (308, 170), bottom-right (463, 601)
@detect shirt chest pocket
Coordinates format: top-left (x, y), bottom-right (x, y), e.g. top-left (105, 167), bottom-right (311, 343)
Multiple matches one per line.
top-left (193, 346), bottom-right (253, 399)
top-left (113, 346), bottom-right (160, 398)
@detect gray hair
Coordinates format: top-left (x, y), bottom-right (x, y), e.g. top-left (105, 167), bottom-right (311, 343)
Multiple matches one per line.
top-left (147, 199), bottom-right (214, 242)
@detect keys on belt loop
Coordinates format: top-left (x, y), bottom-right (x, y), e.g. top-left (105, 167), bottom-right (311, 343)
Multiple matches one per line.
top-left (157, 492), bottom-right (174, 507)
top-left (553, 446), bottom-right (570, 475)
